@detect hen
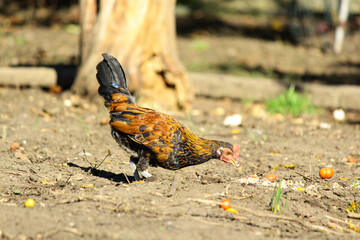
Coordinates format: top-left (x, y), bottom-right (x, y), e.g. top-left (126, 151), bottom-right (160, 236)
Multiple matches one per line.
top-left (96, 53), bottom-right (240, 181)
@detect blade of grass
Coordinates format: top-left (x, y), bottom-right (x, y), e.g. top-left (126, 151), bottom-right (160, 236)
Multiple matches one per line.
top-left (270, 178), bottom-right (288, 214)
top-left (34, 117), bottom-right (39, 130)
top-left (185, 112), bottom-right (203, 137)
top-left (76, 114), bottom-right (89, 137)
top-left (2, 126), bottom-right (8, 143)
top-left (281, 191), bottom-right (289, 214)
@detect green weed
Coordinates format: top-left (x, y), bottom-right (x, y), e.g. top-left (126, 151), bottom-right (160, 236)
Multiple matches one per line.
top-left (34, 117), bottom-right (39, 130)
top-left (75, 114), bottom-right (89, 137)
top-left (265, 85), bottom-right (316, 117)
top-left (185, 112), bottom-right (203, 137)
top-left (270, 178), bottom-right (288, 214)
top-left (246, 128), bottom-right (259, 145)
top-left (347, 178), bottom-right (360, 214)
top-left (16, 37), bottom-right (25, 46)
top-left (190, 39), bottom-right (210, 52)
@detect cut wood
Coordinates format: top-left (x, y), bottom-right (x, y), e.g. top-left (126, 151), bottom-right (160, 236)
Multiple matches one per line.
top-left (0, 67), bottom-right (57, 87)
top-left (73, 0), bottom-right (192, 111)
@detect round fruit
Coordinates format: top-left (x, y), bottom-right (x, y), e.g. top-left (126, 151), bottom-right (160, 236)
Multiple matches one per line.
top-left (266, 174), bottom-right (277, 182)
top-left (319, 168), bottom-right (334, 179)
top-left (25, 199), bottom-right (35, 208)
top-left (220, 199), bottom-right (231, 210)
top-left (10, 142), bottom-right (20, 150)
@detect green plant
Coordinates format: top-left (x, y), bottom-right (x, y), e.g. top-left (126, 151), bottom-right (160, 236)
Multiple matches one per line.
top-left (190, 39), bottom-right (210, 52)
top-left (75, 114), bottom-right (89, 137)
top-left (270, 178), bottom-right (288, 214)
top-left (16, 37), bottom-right (25, 46)
top-left (354, 178), bottom-right (360, 191)
top-left (265, 85), bottom-right (316, 117)
top-left (34, 117), bottom-right (39, 130)
top-left (344, 178), bottom-right (360, 214)
top-left (246, 128), bottom-right (259, 145)
top-left (185, 112), bottom-right (203, 137)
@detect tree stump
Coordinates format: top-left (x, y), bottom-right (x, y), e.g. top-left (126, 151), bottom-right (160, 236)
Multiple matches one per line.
top-left (72, 0), bottom-right (192, 111)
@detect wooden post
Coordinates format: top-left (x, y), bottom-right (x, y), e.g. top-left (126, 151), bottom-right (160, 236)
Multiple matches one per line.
top-left (333, 0), bottom-right (351, 54)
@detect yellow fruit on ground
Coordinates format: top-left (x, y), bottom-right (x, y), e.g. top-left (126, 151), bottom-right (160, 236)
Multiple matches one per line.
top-left (25, 199), bottom-right (35, 208)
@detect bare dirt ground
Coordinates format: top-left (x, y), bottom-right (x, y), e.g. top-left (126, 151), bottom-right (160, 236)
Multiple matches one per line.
top-left (1, 86), bottom-right (360, 239)
top-left (1, 14), bottom-right (360, 239)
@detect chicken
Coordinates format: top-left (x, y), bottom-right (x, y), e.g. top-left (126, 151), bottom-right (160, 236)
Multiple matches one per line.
top-left (96, 53), bottom-right (240, 181)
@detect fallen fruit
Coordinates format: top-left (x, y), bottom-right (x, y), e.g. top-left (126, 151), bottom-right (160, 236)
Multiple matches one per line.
top-left (347, 157), bottom-right (358, 163)
top-left (10, 142), bottom-right (20, 150)
top-left (226, 207), bottom-right (238, 213)
top-left (220, 199), bottom-right (231, 210)
top-left (319, 168), bottom-right (334, 179)
top-left (266, 174), bottom-right (277, 182)
top-left (25, 199), bottom-right (35, 208)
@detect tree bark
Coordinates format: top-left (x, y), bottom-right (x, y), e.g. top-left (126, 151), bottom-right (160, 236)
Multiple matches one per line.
top-left (73, 0), bottom-right (192, 111)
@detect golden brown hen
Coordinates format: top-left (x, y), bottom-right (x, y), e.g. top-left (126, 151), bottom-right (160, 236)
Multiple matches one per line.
top-left (96, 53), bottom-right (240, 181)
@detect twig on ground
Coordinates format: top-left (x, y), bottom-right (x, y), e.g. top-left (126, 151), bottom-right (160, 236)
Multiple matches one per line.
top-left (2, 126), bottom-right (7, 142)
top-left (187, 198), bottom-right (345, 235)
top-left (225, 182), bottom-right (232, 195)
top-left (290, 169), bottom-right (314, 181)
top-left (166, 173), bottom-right (180, 197)
top-left (123, 173), bottom-right (131, 184)
top-left (50, 191), bottom-right (122, 205)
top-left (347, 212), bottom-right (360, 219)
top-left (41, 227), bottom-right (82, 239)
top-left (235, 205), bottom-right (344, 235)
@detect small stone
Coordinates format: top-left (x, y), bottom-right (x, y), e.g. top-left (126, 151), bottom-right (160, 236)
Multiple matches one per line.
top-left (320, 122), bottom-right (331, 129)
top-left (94, 179), bottom-right (108, 188)
top-left (214, 107), bottom-right (225, 116)
top-left (223, 114), bottom-right (243, 127)
top-left (78, 151), bottom-right (91, 157)
top-left (333, 109), bottom-right (346, 122)
top-left (64, 99), bottom-right (72, 107)
top-left (70, 173), bottom-right (85, 182)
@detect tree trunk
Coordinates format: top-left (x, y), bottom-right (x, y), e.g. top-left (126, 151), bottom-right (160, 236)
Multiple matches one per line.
top-left (72, 0), bottom-right (192, 111)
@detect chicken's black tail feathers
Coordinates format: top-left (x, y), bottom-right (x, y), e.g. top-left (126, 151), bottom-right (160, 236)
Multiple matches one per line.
top-left (96, 53), bottom-right (135, 104)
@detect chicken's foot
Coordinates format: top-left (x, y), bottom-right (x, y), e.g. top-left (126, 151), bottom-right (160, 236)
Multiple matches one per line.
top-left (130, 157), bottom-right (154, 182)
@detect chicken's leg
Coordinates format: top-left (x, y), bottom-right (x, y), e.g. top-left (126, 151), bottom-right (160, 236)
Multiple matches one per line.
top-left (130, 158), bottom-right (142, 181)
top-left (130, 156), bottom-right (153, 181)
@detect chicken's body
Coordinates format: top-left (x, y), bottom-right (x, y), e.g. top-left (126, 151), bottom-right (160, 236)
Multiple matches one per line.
top-left (96, 54), bottom-right (239, 180)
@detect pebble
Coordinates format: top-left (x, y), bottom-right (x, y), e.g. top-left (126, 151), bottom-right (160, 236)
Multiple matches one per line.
top-left (333, 108), bottom-right (346, 122)
top-left (78, 151), bottom-right (92, 157)
top-left (63, 99), bottom-right (72, 107)
top-left (320, 122), bottom-right (331, 129)
top-left (94, 179), bottom-right (108, 188)
top-left (223, 114), bottom-right (243, 127)
top-left (69, 173), bottom-right (85, 182)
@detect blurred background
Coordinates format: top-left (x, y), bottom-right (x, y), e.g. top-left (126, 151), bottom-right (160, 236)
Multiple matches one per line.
top-left (0, 0), bottom-right (359, 92)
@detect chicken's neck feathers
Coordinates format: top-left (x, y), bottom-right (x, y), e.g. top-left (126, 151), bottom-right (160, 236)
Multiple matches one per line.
top-left (181, 125), bottom-right (230, 161)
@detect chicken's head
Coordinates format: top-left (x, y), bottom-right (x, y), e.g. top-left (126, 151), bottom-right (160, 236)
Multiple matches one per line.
top-left (216, 144), bottom-right (240, 167)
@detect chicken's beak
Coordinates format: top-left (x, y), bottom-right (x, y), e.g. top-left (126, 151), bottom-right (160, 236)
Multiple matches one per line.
top-left (230, 158), bottom-right (238, 167)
